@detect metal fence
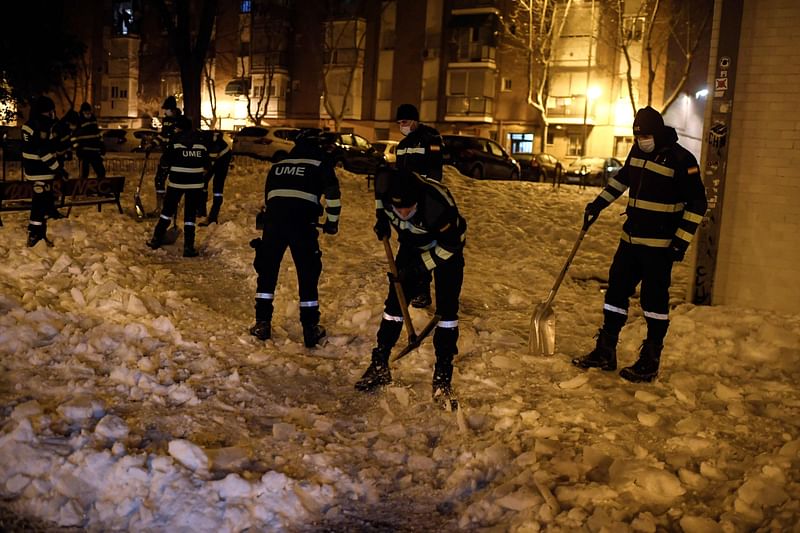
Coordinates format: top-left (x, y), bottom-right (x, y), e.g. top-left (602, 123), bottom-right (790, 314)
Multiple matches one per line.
top-left (1, 154), bottom-right (159, 182)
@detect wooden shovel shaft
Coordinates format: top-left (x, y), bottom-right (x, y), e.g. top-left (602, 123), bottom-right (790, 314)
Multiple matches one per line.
top-left (382, 237), bottom-right (417, 343)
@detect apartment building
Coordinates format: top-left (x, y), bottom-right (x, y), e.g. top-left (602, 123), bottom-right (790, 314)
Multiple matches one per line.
top-left (62, 0), bottom-right (705, 164)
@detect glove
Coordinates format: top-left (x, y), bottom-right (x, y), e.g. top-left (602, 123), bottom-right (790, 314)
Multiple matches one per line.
top-left (584, 198), bottom-right (604, 217)
top-left (669, 242), bottom-right (686, 262)
top-left (322, 219), bottom-right (338, 235)
top-left (373, 216), bottom-right (390, 241)
top-left (392, 259), bottom-right (427, 284)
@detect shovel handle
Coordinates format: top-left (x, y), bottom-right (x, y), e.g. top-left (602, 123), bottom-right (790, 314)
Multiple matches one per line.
top-left (543, 214), bottom-right (593, 307)
top-left (382, 237), bottom-right (417, 342)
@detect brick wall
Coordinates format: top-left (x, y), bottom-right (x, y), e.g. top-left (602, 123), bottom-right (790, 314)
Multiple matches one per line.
top-left (713, 0), bottom-right (800, 313)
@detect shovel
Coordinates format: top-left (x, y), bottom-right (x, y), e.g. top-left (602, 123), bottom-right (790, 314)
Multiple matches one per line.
top-left (134, 149), bottom-right (151, 220)
top-left (529, 211), bottom-right (597, 355)
top-left (382, 237), bottom-right (440, 363)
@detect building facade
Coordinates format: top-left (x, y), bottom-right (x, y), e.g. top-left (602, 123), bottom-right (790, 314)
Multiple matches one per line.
top-left (59, 0), bottom-right (708, 165)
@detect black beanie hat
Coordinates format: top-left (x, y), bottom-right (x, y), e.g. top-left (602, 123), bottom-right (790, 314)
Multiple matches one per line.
top-left (388, 168), bottom-right (422, 207)
top-left (395, 103), bottom-right (419, 122)
top-left (633, 106), bottom-right (664, 136)
top-left (162, 96), bottom-right (178, 110)
top-left (79, 102), bottom-right (92, 113)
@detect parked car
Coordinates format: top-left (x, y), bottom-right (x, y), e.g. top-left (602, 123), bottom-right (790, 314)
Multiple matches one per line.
top-left (442, 135), bottom-right (520, 180)
top-left (131, 129), bottom-right (161, 152)
top-left (513, 152), bottom-right (563, 182)
top-left (317, 131), bottom-right (387, 175)
top-left (563, 156), bottom-right (623, 186)
top-left (232, 126), bottom-right (299, 161)
top-left (101, 129), bottom-right (142, 153)
top-left (372, 140), bottom-right (399, 167)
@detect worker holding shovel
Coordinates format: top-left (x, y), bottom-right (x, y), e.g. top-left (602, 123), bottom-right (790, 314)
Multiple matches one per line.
top-left (572, 107), bottom-right (707, 383)
top-left (355, 168), bottom-right (467, 406)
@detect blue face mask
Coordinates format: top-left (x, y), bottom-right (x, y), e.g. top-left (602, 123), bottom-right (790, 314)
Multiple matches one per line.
top-left (638, 138), bottom-right (656, 153)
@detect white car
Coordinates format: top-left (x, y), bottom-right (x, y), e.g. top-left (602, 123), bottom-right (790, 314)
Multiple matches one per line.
top-left (232, 126), bottom-right (299, 162)
top-left (372, 140), bottom-right (399, 167)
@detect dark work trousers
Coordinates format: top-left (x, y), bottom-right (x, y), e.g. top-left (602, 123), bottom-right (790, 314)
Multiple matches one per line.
top-left (79, 152), bottom-right (106, 178)
top-left (253, 220), bottom-right (323, 327)
top-left (27, 180), bottom-right (55, 238)
top-left (201, 154), bottom-right (231, 219)
top-left (153, 186), bottom-right (203, 250)
top-left (377, 244), bottom-right (464, 357)
top-left (155, 155), bottom-right (168, 195)
top-left (603, 240), bottom-right (674, 343)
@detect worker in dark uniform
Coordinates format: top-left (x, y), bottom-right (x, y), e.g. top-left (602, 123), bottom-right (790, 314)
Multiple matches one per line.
top-left (55, 109), bottom-right (79, 168)
top-left (199, 130), bottom-right (232, 225)
top-left (152, 96), bottom-right (183, 215)
top-left (249, 129), bottom-right (341, 348)
top-left (393, 103), bottom-right (444, 309)
top-left (356, 168), bottom-right (466, 406)
top-left (146, 116), bottom-right (210, 257)
top-left (21, 96), bottom-right (64, 246)
top-left (73, 102), bottom-right (106, 178)
top-left (573, 106), bottom-right (708, 383)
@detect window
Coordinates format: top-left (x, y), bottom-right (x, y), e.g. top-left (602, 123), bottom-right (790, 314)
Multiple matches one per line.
top-left (623, 16), bottom-right (644, 42)
top-left (568, 134), bottom-right (582, 156)
top-left (111, 86), bottom-right (119, 98)
top-left (614, 136), bottom-right (634, 158)
top-left (240, 0), bottom-right (252, 13)
top-left (547, 130), bottom-right (555, 145)
top-left (502, 78), bottom-right (512, 92)
top-left (112, 1), bottom-right (138, 36)
top-left (509, 132), bottom-right (534, 153)
top-left (487, 141), bottom-right (504, 157)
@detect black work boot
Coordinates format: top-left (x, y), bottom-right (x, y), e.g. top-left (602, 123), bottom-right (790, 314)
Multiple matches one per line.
top-left (355, 345), bottom-right (392, 392)
top-left (620, 340), bottom-right (662, 383)
top-left (302, 324), bottom-right (326, 347)
top-left (432, 356), bottom-right (458, 410)
top-left (249, 320), bottom-right (271, 341)
top-left (572, 329), bottom-right (618, 371)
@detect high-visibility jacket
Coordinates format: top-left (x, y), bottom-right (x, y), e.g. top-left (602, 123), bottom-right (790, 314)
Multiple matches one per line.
top-left (263, 142), bottom-right (341, 225)
top-left (73, 114), bottom-right (103, 156)
top-left (376, 173), bottom-right (467, 272)
top-left (396, 123), bottom-right (444, 181)
top-left (592, 127), bottom-right (708, 255)
top-left (21, 115), bottom-right (59, 181)
top-left (163, 130), bottom-right (210, 190)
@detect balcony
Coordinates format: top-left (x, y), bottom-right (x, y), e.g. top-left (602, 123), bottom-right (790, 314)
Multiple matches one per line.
top-left (546, 95), bottom-right (597, 125)
top-left (450, 42), bottom-right (496, 65)
top-left (323, 47), bottom-right (363, 66)
top-left (444, 96), bottom-right (494, 123)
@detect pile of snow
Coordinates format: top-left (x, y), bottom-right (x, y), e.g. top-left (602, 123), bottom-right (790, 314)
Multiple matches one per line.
top-left (1, 161), bottom-right (799, 531)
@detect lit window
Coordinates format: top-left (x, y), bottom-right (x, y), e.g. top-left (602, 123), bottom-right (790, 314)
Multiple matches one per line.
top-left (240, 0), bottom-right (251, 13)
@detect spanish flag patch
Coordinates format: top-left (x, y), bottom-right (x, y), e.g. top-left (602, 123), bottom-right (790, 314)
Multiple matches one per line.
top-left (430, 144), bottom-right (441, 152)
top-left (688, 166), bottom-right (699, 175)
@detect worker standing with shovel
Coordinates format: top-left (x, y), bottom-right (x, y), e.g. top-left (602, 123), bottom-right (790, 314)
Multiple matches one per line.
top-left (355, 168), bottom-right (467, 407)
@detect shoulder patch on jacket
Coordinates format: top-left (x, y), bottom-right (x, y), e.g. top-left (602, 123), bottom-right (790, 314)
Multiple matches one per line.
top-left (687, 166), bottom-right (699, 175)
top-left (429, 144), bottom-right (440, 152)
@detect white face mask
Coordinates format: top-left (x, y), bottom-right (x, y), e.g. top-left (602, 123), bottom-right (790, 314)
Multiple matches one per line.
top-left (392, 205), bottom-right (417, 220)
top-left (638, 137), bottom-right (656, 153)
top-left (399, 126), bottom-right (412, 137)
top-left (164, 109), bottom-right (174, 117)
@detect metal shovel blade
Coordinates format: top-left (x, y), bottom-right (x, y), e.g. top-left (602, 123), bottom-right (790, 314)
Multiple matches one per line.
top-left (134, 193), bottom-right (145, 221)
top-left (529, 301), bottom-right (556, 355)
top-left (391, 314), bottom-right (440, 363)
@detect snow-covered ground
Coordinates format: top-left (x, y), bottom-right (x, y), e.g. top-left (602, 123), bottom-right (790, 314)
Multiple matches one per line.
top-left (1, 159), bottom-right (799, 532)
